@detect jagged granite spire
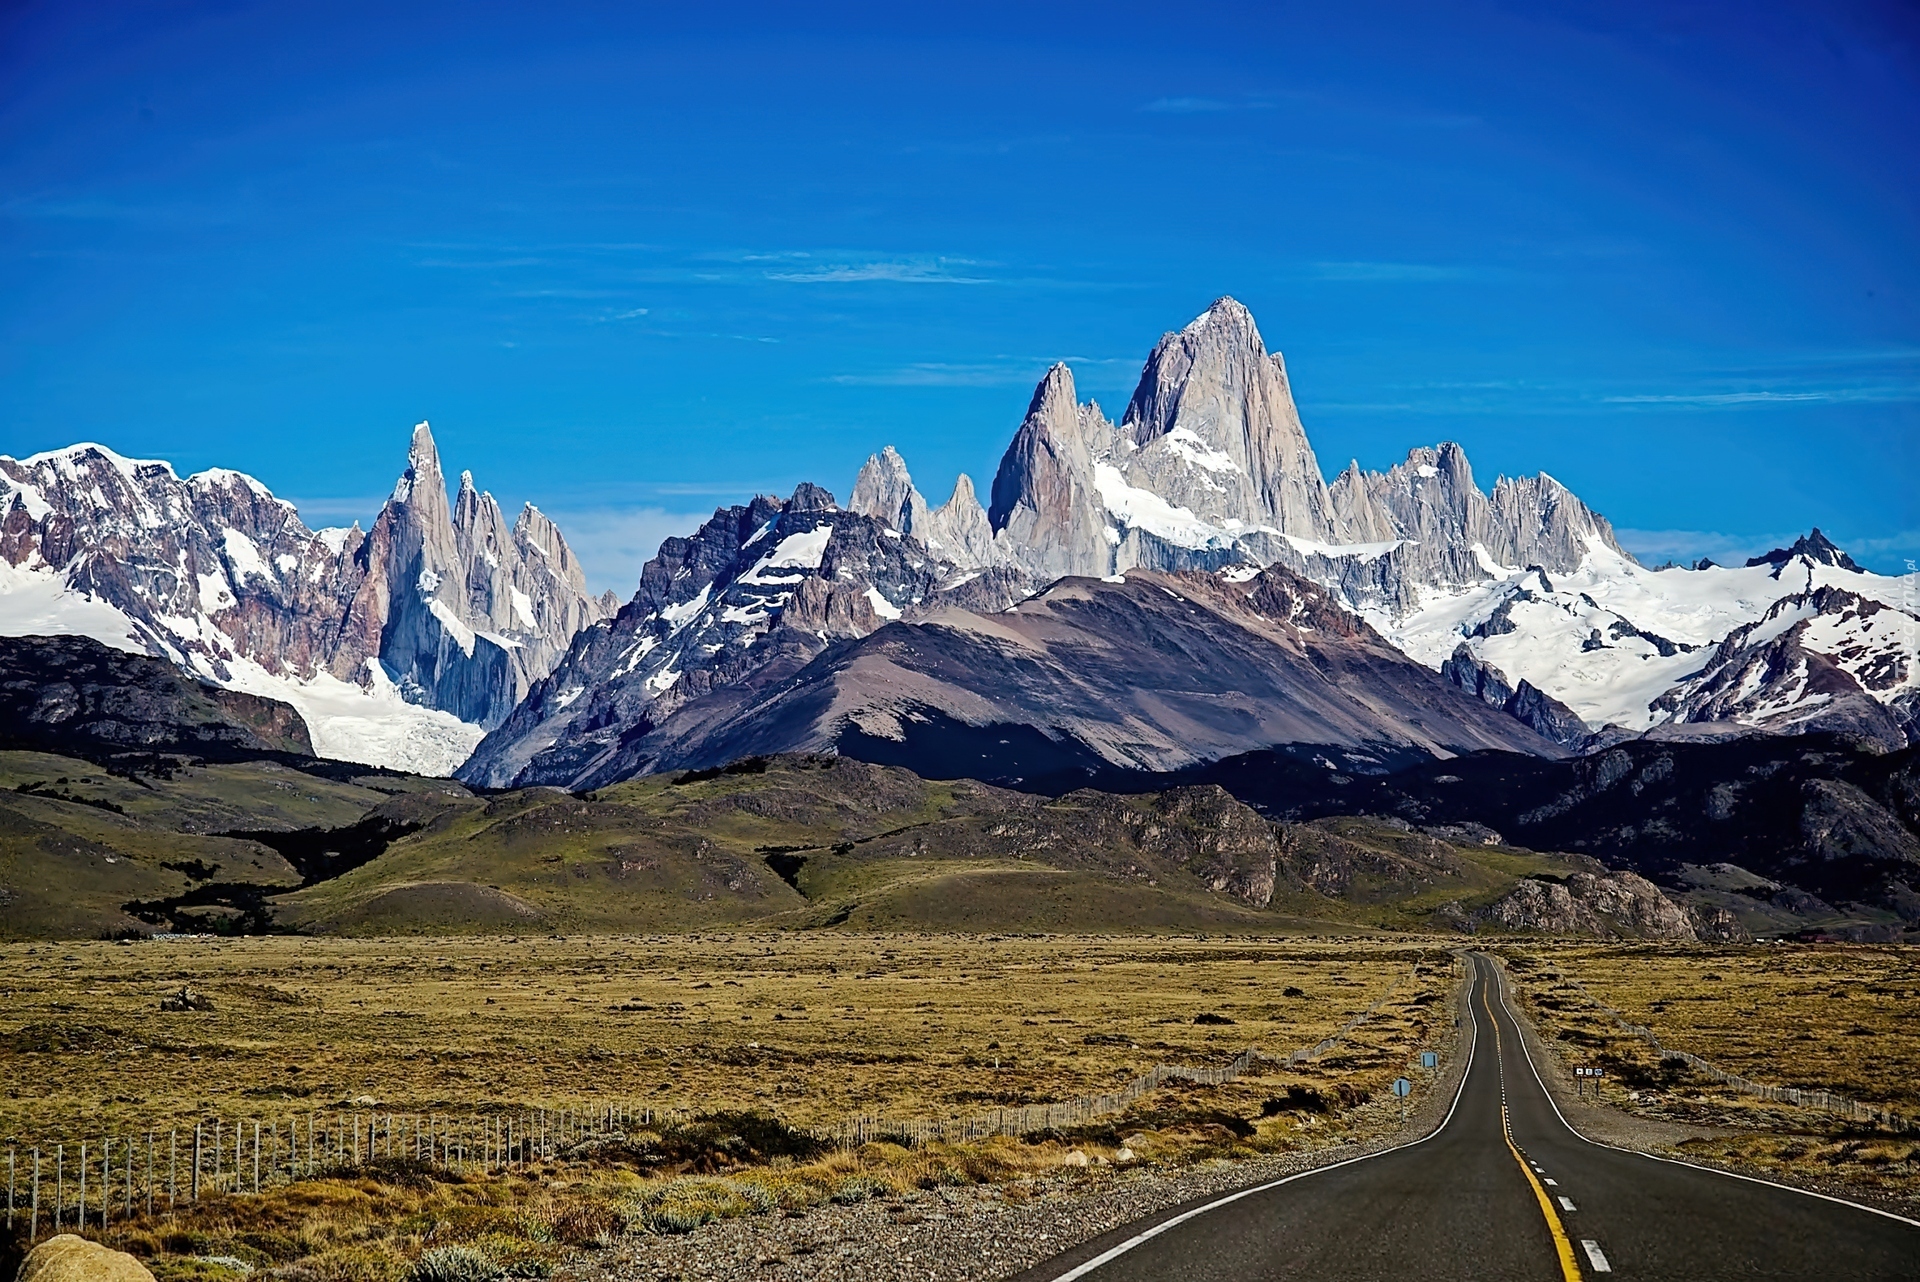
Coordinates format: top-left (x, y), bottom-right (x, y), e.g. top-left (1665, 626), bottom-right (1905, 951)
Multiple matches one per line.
top-left (1118, 297), bottom-right (1340, 539)
top-left (988, 363), bottom-right (1116, 579)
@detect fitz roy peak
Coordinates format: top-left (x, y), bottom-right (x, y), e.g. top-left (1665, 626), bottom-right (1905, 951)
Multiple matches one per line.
top-left (859, 297), bottom-right (1625, 608)
top-left (0, 424), bottom-right (611, 773)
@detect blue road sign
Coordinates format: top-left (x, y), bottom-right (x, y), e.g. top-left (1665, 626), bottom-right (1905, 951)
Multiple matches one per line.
top-left (1420, 1051), bottom-right (1438, 1069)
top-left (1392, 1077), bottom-right (1412, 1097)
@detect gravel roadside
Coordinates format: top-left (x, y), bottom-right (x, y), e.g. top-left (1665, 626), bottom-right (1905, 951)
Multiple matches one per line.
top-left (563, 959), bottom-right (1477, 1282)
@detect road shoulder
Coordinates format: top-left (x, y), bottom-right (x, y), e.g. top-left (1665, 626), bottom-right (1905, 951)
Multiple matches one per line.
top-left (1487, 955), bottom-right (1920, 1223)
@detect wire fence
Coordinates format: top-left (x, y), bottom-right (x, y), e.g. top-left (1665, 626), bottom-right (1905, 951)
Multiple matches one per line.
top-left (3, 1103), bottom-right (648, 1246)
top-left (4, 967), bottom-right (1428, 1246)
top-left (1556, 975), bottom-right (1914, 1134)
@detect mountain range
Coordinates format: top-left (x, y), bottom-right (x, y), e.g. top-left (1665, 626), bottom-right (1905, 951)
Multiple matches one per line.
top-left (1, 424), bottom-right (611, 773)
top-left (5, 298), bottom-right (1916, 788)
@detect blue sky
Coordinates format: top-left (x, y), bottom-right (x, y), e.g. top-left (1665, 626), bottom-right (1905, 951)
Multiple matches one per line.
top-left (3, 0), bottom-right (1917, 589)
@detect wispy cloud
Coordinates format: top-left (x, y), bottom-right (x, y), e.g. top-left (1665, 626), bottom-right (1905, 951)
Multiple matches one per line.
top-left (280, 496), bottom-right (386, 529)
top-left (766, 258), bottom-right (992, 284)
top-left (1613, 527), bottom-right (1798, 568)
top-left (1312, 261), bottom-right (1478, 282)
top-left (1141, 96), bottom-right (1232, 114)
top-left (1603, 386), bottom-right (1920, 406)
top-left (828, 354), bottom-right (1139, 388)
top-left (415, 256), bottom-right (549, 269)
top-left (829, 363), bottom-right (1034, 387)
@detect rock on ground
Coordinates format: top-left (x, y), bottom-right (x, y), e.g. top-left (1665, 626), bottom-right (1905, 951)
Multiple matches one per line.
top-left (16, 1235), bottom-right (156, 1282)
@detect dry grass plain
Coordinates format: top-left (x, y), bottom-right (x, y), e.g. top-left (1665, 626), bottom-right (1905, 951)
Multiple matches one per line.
top-left (1500, 942), bottom-right (1920, 1204)
top-left (0, 933), bottom-right (1458, 1280)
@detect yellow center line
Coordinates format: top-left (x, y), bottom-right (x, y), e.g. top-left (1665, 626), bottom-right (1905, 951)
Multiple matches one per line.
top-left (1483, 969), bottom-right (1585, 1282)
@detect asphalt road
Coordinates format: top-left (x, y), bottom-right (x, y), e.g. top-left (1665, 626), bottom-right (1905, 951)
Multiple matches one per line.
top-left (1017, 953), bottom-right (1918, 1281)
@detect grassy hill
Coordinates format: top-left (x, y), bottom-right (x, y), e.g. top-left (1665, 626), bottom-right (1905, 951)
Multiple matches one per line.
top-left (1, 748), bottom-right (1601, 938)
top-left (0, 749), bottom-right (468, 938)
top-left (274, 755), bottom-right (1591, 936)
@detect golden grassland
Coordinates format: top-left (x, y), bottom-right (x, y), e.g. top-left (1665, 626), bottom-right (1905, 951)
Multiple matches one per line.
top-left (1498, 942), bottom-right (1920, 1203)
top-left (1, 933), bottom-right (1459, 1280)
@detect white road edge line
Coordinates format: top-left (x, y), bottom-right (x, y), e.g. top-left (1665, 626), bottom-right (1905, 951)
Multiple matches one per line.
top-left (1486, 957), bottom-right (1920, 1231)
top-left (1580, 1239), bottom-right (1612, 1273)
top-left (1037, 971), bottom-right (1482, 1282)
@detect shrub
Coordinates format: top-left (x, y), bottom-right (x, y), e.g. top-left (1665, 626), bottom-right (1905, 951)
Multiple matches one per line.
top-left (409, 1246), bottom-right (499, 1282)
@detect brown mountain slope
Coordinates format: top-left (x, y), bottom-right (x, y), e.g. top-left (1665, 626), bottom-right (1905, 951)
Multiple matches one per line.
top-left (569, 565), bottom-right (1560, 788)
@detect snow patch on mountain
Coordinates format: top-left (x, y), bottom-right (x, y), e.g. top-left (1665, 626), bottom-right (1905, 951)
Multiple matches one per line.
top-left (0, 560), bottom-right (148, 653)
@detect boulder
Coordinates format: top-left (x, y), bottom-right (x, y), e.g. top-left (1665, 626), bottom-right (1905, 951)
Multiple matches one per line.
top-left (16, 1235), bottom-right (156, 1282)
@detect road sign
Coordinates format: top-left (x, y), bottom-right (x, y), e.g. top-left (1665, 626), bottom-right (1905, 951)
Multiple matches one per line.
top-left (1420, 1051), bottom-right (1438, 1069)
top-left (1392, 1077), bottom-right (1412, 1097)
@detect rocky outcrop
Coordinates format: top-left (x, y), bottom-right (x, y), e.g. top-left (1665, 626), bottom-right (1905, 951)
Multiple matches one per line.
top-left (1747, 528), bottom-right (1862, 573)
top-left (850, 447), bottom-right (1000, 568)
top-left (1441, 644), bottom-right (1590, 747)
top-left (0, 633), bottom-right (314, 759)
top-left (1478, 871), bottom-right (1702, 940)
top-left (339, 424), bottom-right (608, 727)
top-left (869, 298), bottom-right (1628, 608)
top-left (1117, 297), bottom-right (1340, 538)
top-left (0, 444), bottom-right (365, 686)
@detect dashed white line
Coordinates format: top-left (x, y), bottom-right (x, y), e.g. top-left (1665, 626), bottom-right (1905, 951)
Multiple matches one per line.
top-left (1559, 1196), bottom-right (1578, 1212)
top-left (1544, 1178), bottom-right (1558, 1186)
top-left (1581, 1240), bottom-right (1612, 1273)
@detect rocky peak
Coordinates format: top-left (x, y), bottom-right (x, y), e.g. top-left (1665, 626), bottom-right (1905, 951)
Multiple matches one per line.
top-left (987, 363), bottom-right (1114, 579)
top-left (921, 472), bottom-right (997, 567)
top-left (849, 446), bottom-right (926, 532)
top-left (788, 481), bottom-right (837, 513)
top-left (1118, 296), bottom-right (1337, 539)
top-left (1746, 528), bottom-right (1862, 573)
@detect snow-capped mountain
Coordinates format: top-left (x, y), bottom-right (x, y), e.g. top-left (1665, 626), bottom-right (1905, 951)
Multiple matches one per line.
top-left (0, 424), bottom-right (611, 773)
top-left (459, 482), bottom-right (1003, 787)
top-left (852, 298), bottom-right (1918, 751)
top-left (1379, 539), bottom-right (1919, 750)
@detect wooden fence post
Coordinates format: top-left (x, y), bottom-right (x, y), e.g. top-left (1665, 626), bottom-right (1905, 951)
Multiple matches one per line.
top-left (77, 1142), bottom-right (86, 1231)
top-left (30, 1149), bottom-right (39, 1243)
top-left (192, 1125), bottom-right (201, 1202)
